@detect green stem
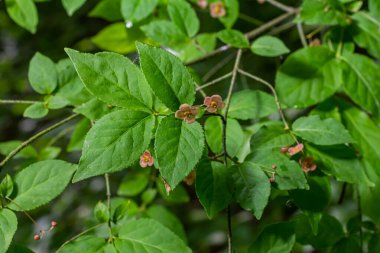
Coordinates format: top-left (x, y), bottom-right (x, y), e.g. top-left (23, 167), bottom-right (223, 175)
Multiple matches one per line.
top-left (266, 0), bottom-right (295, 13)
top-left (105, 173), bottom-right (112, 239)
top-left (196, 72), bottom-right (233, 92)
top-left (0, 113), bottom-right (80, 169)
top-left (297, 22), bottom-right (308, 48)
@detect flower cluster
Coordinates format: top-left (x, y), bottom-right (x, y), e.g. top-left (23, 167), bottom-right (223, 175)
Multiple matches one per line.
top-left (280, 143), bottom-right (317, 173)
top-left (175, 94), bottom-right (225, 124)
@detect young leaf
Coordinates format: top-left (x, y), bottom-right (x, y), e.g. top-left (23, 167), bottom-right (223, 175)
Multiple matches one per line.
top-left (74, 110), bottom-right (155, 182)
top-left (168, 0), bottom-right (199, 37)
top-left (94, 201), bottom-right (109, 223)
top-left (117, 169), bottom-right (150, 197)
top-left (227, 90), bottom-right (277, 120)
top-left (5, 0), bottom-right (38, 33)
top-left (155, 116), bottom-right (204, 189)
top-left (292, 115), bottom-right (353, 145)
top-left (195, 160), bottom-right (232, 218)
top-left (57, 235), bottom-right (114, 253)
top-left (369, 0), bottom-right (380, 18)
top-left (65, 49), bottom-right (153, 110)
top-left (251, 36), bottom-right (290, 57)
top-left (0, 209), bottom-right (17, 253)
top-left (89, 0), bottom-right (122, 22)
top-left (0, 141), bottom-right (37, 159)
top-left (62, 0), bottom-right (87, 16)
top-left (8, 160), bottom-right (77, 211)
top-left (114, 219), bottom-right (192, 253)
top-left (248, 222), bottom-right (295, 253)
top-left (137, 43), bottom-right (195, 111)
top-left (275, 47), bottom-right (341, 108)
top-left (299, 0), bottom-right (347, 25)
top-left (0, 174), bottom-right (14, 197)
top-left (218, 0), bottom-right (239, 28)
top-left (341, 53), bottom-right (380, 118)
top-left (217, 29), bottom-right (249, 48)
top-left (23, 102), bottom-right (49, 119)
top-left (28, 52), bottom-right (58, 94)
top-left (141, 189), bottom-right (157, 204)
top-left (141, 21), bottom-right (188, 47)
top-left (67, 118), bottom-right (91, 152)
top-left (230, 162), bottom-right (271, 219)
top-left (121, 0), bottom-right (158, 23)
top-left (351, 12), bottom-right (380, 59)
top-left (146, 205), bottom-right (187, 242)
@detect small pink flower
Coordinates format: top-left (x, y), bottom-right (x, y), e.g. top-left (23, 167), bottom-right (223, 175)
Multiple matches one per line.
top-left (299, 157), bottom-right (317, 172)
top-left (287, 143), bottom-right (304, 156)
top-left (175, 104), bottom-right (199, 124)
top-left (204, 94), bottom-right (224, 113)
top-left (140, 150), bottom-right (154, 168)
top-left (210, 1), bottom-right (226, 18)
top-left (197, 0), bottom-right (208, 9)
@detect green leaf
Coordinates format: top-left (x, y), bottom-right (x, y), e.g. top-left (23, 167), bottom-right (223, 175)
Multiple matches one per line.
top-left (114, 219), bottom-right (192, 253)
top-left (289, 176), bottom-right (331, 212)
top-left (0, 209), bottom-right (17, 253)
top-left (157, 180), bottom-right (189, 203)
top-left (57, 235), bottom-right (114, 253)
top-left (23, 103), bottom-right (48, 119)
top-left (0, 141), bottom-right (37, 159)
top-left (68, 118), bottom-right (90, 152)
top-left (246, 150), bottom-right (308, 190)
top-left (217, 29), bottom-right (249, 48)
top-left (94, 201), bottom-right (109, 223)
top-left (248, 222), bottom-right (295, 253)
top-left (141, 21), bottom-right (188, 47)
top-left (340, 53), bottom-right (380, 118)
top-left (331, 238), bottom-right (361, 253)
top-left (46, 95), bottom-right (69, 109)
top-left (121, 0), bottom-right (158, 23)
top-left (65, 49), bottom-right (153, 110)
top-left (369, 0), bottom-right (380, 18)
top-left (89, 0), bottom-right (122, 22)
top-left (227, 90), bottom-right (277, 120)
top-left (307, 144), bottom-right (373, 186)
top-left (195, 160), bottom-right (232, 218)
top-left (295, 213), bottom-right (345, 249)
top-left (6, 244), bottom-right (35, 253)
top-left (137, 43), bottom-right (195, 111)
top-left (61, 0), bottom-right (86, 16)
top-left (5, 0), bottom-right (38, 33)
top-left (168, 0), bottom-right (199, 37)
top-left (141, 188), bottom-right (157, 204)
top-left (250, 123), bottom-right (294, 153)
top-left (251, 36), bottom-right (290, 57)
top-left (117, 169), bottom-right (150, 197)
top-left (299, 0), bottom-right (347, 25)
top-left (74, 110), bottom-right (155, 182)
top-left (219, 0), bottom-right (239, 28)
top-left (0, 174), bottom-right (14, 198)
top-left (39, 146), bottom-right (61, 160)
top-left (91, 23), bottom-right (146, 55)
top-left (343, 107), bottom-right (380, 177)
top-left (28, 52), bottom-right (58, 94)
top-left (146, 205), bottom-right (187, 242)
top-left (181, 33), bottom-right (217, 62)
top-left (155, 116), bottom-right (204, 188)
top-left (275, 47), bottom-right (341, 108)
top-left (351, 12), bottom-right (380, 59)
top-left (204, 116), bottom-right (244, 157)
top-left (8, 160), bottom-right (76, 211)
top-left (73, 98), bottom-right (114, 121)
top-left (292, 115), bottom-right (353, 145)
top-left (230, 162), bottom-right (271, 219)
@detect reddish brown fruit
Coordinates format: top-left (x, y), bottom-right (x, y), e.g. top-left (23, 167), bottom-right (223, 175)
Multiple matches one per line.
top-left (34, 234), bottom-right (40, 241)
top-left (51, 220), bottom-right (57, 227)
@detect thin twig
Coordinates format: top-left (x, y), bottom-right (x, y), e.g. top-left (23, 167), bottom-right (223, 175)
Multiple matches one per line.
top-left (196, 72), bottom-right (233, 92)
top-left (266, 0), bottom-right (295, 13)
top-left (186, 10), bottom-right (298, 65)
top-left (0, 113), bottom-right (80, 169)
top-left (56, 223), bottom-right (104, 251)
top-left (297, 22), bottom-right (308, 48)
top-left (0, 99), bottom-right (39, 104)
top-left (223, 49), bottom-right (243, 253)
top-left (104, 173), bottom-right (112, 239)
top-left (5, 197), bottom-right (38, 226)
top-left (194, 83), bottom-right (207, 98)
top-left (202, 53), bottom-right (235, 82)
